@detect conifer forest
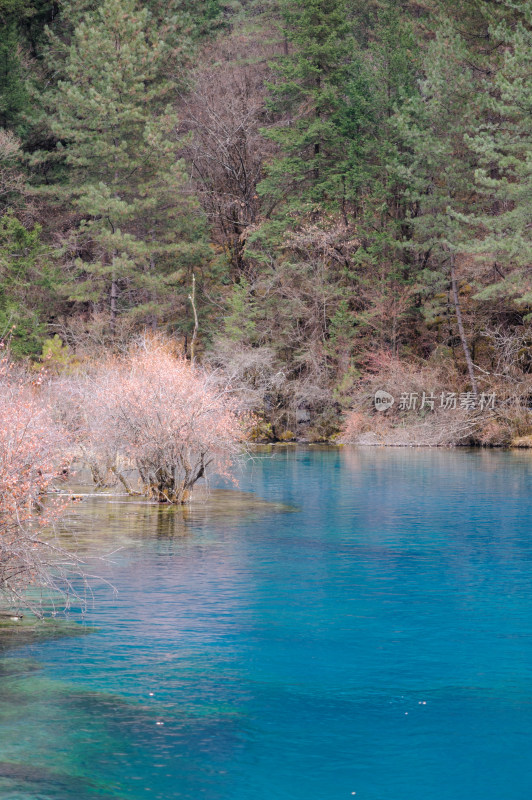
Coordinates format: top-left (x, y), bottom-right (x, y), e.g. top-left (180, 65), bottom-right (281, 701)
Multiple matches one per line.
top-left (0, 0), bottom-right (531, 445)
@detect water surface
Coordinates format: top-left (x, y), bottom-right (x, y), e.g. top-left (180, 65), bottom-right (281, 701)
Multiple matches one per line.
top-left (1, 447), bottom-right (532, 800)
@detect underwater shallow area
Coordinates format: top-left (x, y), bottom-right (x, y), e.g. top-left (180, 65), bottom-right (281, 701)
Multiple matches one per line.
top-left (1, 446), bottom-right (532, 800)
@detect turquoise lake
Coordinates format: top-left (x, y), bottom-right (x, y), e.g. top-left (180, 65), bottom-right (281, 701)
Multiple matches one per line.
top-left (1, 446), bottom-right (532, 799)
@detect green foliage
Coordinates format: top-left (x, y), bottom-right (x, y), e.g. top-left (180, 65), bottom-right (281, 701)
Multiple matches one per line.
top-left (464, 3), bottom-right (532, 308)
top-left (174, 0), bottom-right (226, 38)
top-left (0, 214), bottom-right (53, 356)
top-left (39, 333), bottom-right (75, 371)
top-left (259, 0), bottom-right (353, 216)
top-left (0, 21), bottom-right (29, 132)
top-left (37, 0), bottom-right (209, 332)
top-left (0, 0), bottom-right (57, 54)
top-left (224, 278), bottom-right (256, 342)
top-left (388, 19), bottom-right (482, 339)
top-left (333, 363), bottom-right (361, 407)
top-left (0, 0), bottom-right (530, 436)
top-left (250, 0), bottom-right (422, 370)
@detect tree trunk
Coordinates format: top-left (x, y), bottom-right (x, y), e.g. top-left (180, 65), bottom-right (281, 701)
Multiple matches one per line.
top-left (188, 273), bottom-right (198, 364)
top-left (110, 276), bottom-right (118, 336)
top-left (450, 253), bottom-right (477, 395)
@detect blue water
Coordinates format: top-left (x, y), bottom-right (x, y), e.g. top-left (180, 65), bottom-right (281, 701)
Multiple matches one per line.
top-left (1, 446), bottom-right (532, 800)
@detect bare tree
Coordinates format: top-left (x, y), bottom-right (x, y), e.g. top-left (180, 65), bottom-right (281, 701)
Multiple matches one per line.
top-left (177, 34), bottom-right (277, 273)
top-left (0, 355), bottom-right (92, 614)
top-left (63, 336), bottom-right (253, 503)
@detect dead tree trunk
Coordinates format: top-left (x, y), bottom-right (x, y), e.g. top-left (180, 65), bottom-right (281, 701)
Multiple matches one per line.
top-left (450, 252), bottom-right (478, 395)
top-left (110, 275), bottom-right (118, 336)
top-left (188, 273), bottom-right (198, 364)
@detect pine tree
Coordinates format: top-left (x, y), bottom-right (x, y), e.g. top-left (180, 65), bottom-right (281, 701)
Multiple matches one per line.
top-left (392, 21), bottom-right (483, 389)
top-left (0, 213), bottom-right (56, 356)
top-left (150, 0), bottom-right (226, 41)
top-left (0, 20), bottom-right (29, 132)
top-left (247, 0), bottom-right (423, 383)
top-left (258, 0), bottom-right (353, 217)
top-left (37, 0), bottom-right (208, 334)
top-left (465, 3), bottom-right (532, 312)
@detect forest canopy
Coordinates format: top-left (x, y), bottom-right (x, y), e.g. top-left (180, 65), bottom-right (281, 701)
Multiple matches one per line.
top-left (0, 0), bottom-right (531, 445)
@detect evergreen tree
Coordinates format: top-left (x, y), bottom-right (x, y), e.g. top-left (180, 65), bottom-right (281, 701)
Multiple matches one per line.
top-left (0, 0), bottom-right (58, 134)
top-left (259, 0), bottom-right (353, 216)
top-left (0, 19), bottom-right (29, 132)
top-left (249, 0), bottom-right (422, 384)
top-left (37, 0), bottom-right (208, 334)
top-left (392, 21), bottom-right (483, 388)
top-left (0, 213), bottom-right (56, 356)
top-left (465, 3), bottom-right (532, 312)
